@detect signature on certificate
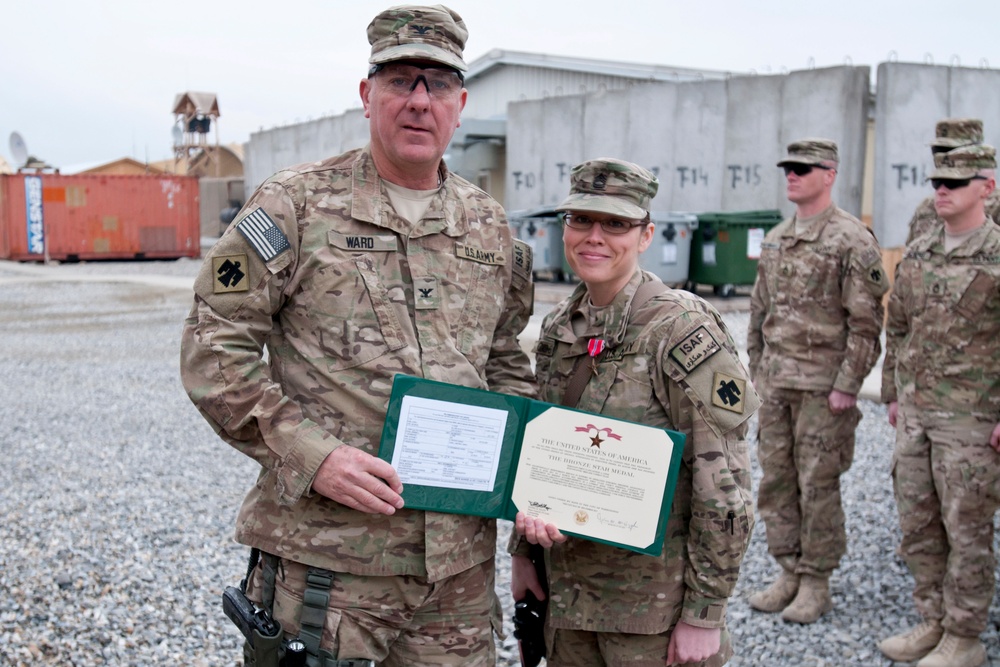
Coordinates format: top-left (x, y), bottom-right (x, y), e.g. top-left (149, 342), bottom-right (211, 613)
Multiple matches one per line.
top-left (596, 514), bottom-right (640, 532)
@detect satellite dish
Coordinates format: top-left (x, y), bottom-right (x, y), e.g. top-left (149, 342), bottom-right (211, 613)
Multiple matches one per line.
top-left (9, 132), bottom-right (29, 167)
top-left (171, 124), bottom-right (183, 147)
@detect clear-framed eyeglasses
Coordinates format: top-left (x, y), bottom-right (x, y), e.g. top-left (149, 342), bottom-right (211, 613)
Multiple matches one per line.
top-left (368, 62), bottom-right (465, 99)
top-left (563, 213), bottom-right (647, 235)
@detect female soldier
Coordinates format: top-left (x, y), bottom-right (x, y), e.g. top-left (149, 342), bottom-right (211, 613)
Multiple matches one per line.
top-left (510, 158), bottom-right (758, 667)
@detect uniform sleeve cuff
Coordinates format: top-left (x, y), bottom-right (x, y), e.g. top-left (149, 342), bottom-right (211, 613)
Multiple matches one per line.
top-left (832, 372), bottom-right (862, 396)
top-left (506, 529), bottom-right (532, 557)
top-left (275, 424), bottom-right (340, 505)
top-left (681, 593), bottom-right (728, 629)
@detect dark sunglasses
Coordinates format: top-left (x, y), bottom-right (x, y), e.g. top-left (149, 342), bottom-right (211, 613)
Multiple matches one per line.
top-left (930, 175), bottom-right (987, 190)
top-left (782, 163), bottom-right (833, 177)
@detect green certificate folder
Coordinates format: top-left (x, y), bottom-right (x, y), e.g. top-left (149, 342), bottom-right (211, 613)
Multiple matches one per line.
top-left (377, 374), bottom-right (685, 556)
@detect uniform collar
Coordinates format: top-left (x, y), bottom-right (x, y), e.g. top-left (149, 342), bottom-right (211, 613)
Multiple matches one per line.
top-left (911, 216), bottom-right (996, 257)
top-left (942, 217), bottom-right (995, 257)
top-left (552, 269), bottom-right (646, 349)
top-left (349, 146), bottom-right (468, 238)
top-left (781, 202), bottom-right (836, 243)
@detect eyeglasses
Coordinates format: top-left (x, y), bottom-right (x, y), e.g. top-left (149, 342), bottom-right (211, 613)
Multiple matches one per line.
top-left (563, 213), bottom-right (647, 235)
top-left (782, 163), bottom-right (833, 177)
top-left (368, 63), bottom-right (465, 99)
top-left (930, 175), bottom-right (987, 190)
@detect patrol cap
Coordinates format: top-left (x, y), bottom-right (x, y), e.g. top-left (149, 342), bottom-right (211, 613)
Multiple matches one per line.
top-left (776, 138), bottom-right (839, 167)
top-left (367, 5), bottom-right (468, 72)
top-left (930, 118), bottom-right (983, 149)
top-left (929, 144), bottom-right (997, 179)
top-left (555, 158), bottom-right (659, 220)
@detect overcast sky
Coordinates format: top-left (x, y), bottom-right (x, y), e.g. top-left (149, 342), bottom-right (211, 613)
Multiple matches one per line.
top-left (3, 0), bottom-right (999, 170)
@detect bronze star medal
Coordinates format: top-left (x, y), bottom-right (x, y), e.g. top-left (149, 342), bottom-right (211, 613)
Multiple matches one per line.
top-left (587, 338), bottom-right (606, 376)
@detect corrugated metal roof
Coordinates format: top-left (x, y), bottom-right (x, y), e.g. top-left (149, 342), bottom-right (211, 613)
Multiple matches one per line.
top-left (466, 49), bottom-right (735, 83)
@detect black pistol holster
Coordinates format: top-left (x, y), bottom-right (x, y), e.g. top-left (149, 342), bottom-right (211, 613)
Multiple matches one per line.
top-left (512, 543), bottom-right (548, 667)
top-left (225, 549), bottom-right (375, 667)
top-left (224, 549), bottom-right (303, 667)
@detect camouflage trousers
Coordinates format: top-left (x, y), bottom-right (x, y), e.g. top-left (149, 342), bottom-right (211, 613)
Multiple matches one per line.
top-left (246, 556), bottom-right (499, 667)
top-left (544, 624), bottom-right (731, 667)
top-left (756, 386), bottom-right (860, 577)
top-left (892, 401), bottom-right (1000, 636)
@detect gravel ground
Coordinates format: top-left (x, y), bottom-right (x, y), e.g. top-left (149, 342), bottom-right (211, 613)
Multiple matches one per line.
top-left (0, 258), bottom-right (998, 666)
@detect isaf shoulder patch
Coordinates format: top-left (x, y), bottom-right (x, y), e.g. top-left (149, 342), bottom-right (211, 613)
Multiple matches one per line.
top-left (512, 239), bottom-right (533, 282)
top-left (669, 325), bottom-right (721, 373)
top-left (711, 372), bottom-right (746, 414)
top-left (237, 207), bottom-right (290, 262)
top-left (212, 254), bottom-right (250, 293)
top-left (857, 246), bottom-right (885, 285)
top-left (858, 246), bottom-right (880, 268)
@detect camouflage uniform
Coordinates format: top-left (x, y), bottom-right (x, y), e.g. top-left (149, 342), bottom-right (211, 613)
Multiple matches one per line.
top-left (512, 269), bottom-right (759, 667)
top-left (882, 155), bottom-right (1000, 640)
top-left (180, 145), bottom-right (535, 659)
top-left (748, 202), bottom-right (888, 577)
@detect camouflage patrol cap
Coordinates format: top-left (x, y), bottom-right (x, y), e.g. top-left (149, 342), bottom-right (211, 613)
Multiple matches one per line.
top-left (776, 138), bottom-right (839, 167)
top-left (929, 144), bottom-right (996, 179)
top-left (930, 118), bottom-right (984, 149)
top-left (368, 5), bottom-right (468, 72)
top-left (555, 158), bottom-right (659, 219)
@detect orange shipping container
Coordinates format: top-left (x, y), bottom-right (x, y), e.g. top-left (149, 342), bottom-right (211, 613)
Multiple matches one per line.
top-left (0, 173), bottom-right (200, 261)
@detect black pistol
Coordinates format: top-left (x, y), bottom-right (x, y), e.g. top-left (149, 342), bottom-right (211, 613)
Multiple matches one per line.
top-left (223, 585), bottom-right (298, 666)
top-left (223, 585), bottom-right (281, 644)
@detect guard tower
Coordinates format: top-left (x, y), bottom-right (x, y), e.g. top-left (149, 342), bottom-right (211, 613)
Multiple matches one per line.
top-left (172, 91), bottom-right (221, 176)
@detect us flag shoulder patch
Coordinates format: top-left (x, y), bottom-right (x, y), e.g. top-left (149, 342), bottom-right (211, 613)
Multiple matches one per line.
top-left (237, 207), bottom-right (290, 262)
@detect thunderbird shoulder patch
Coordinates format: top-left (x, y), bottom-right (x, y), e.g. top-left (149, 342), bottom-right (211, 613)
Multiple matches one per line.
top-left (237, 207), bottom-right (290, 262)
top-left (212, 254), bottom-right (250, 293)
top-left (669, 325), bottom-right (721, 373)
top-left (711, 372), bottom-right (746, 414)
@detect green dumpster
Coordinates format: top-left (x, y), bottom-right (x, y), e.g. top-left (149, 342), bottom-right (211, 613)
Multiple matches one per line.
top-left (687, 210), bottom-right (783, 297)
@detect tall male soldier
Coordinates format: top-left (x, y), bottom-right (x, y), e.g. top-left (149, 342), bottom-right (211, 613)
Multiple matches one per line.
top-left (747, 139), bottom-right (888, 624)
top-left (879, 145), bottom-right (1000, 667)
top-left (180, 6), bottom-right (536, 665)
top-left (906, 118), bottom-right (1000, 244)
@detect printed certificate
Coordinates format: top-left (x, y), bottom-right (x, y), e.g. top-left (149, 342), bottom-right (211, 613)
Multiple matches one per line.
top-left (511, 407), bottom-right (675, 552)
top-left (378, 375), bottom-right (685, 555)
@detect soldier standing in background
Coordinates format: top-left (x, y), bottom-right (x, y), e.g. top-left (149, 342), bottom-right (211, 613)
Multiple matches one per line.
top-left (906, 118), bottom-right (1000, 244)
top-left (180, 5), bottom-right (538, 665)
top-left (879, 145), bottom-right (1000, 667)
top-left (746, 139), bottom-right (888, 624)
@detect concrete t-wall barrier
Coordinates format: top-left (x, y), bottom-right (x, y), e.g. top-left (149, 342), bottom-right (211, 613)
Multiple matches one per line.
top-left (874, 62), bottom-right (1000, 248)
top-left (505, 65), bottom-right (871, 219)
